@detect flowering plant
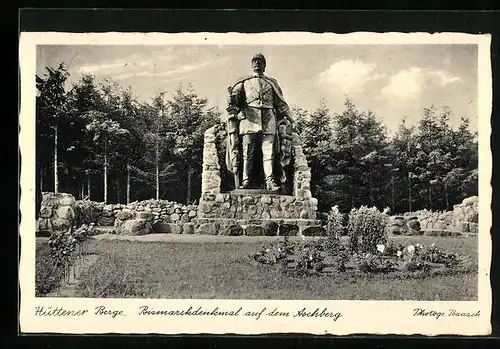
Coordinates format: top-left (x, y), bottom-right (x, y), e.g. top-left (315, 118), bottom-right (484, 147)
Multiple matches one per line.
top-left (48, 224), bottom-right (93, 267)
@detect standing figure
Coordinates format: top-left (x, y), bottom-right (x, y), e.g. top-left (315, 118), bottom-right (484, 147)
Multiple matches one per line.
top-left (225, 53), bottom-right (295, 191)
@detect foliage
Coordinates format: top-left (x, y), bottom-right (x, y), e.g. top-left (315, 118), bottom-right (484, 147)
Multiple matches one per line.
top-left (251, 235), bottom-right (475, 279)
top-left (35, 240), bottom-right (65, 296)
top-left (347, 206), bottom-right (388, 253)
top-left (326, 205), bottom-right (346, 238)
top-left (252, 235), bottom-right (327, 276)
top-left (48, 224), bottom-right (93, 266)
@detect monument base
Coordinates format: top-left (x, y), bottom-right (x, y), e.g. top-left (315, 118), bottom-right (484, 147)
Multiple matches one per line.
top-left (195, 217), bottom-right (324, 236)
top-left (230, 188), bottom-right (291, 196)
top-left (198, 191), bottom-right (317, 220)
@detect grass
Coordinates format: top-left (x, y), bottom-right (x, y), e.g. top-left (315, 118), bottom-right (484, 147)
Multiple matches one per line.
top-left (68, 235), bottom-right (478, 300)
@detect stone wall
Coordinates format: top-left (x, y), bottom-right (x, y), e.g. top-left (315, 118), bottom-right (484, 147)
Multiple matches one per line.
top-left (200, 126), bottom-right (221, 195)
top-left (36, 192), bottom-right (77, 236)
top-left (74, 199), bottom-right (198, 227)
top-left (452, 196), bottom-right (479, 234)
top-left (198, 192), bottom-right (317, 221)
top-left (387, 196), bottom-right (479, 235)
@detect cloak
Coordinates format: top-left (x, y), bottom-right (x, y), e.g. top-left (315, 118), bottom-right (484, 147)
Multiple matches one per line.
top-left (225, 74), bottom-right (293, 181)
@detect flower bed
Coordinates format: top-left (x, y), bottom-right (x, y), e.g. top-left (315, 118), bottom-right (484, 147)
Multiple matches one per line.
top-left (251, 236), bottom-right (476, 278)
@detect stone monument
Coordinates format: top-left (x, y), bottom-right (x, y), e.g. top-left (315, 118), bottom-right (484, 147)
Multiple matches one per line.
top-left (197, 54), bottom-right (320, 236)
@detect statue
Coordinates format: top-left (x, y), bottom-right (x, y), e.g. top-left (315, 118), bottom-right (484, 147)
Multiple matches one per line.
top-left (225, 53), bottom-right (295, 192)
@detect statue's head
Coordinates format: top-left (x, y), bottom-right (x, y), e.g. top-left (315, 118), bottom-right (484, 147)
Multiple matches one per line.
top-left (251, 53), bottom-right (266, 73)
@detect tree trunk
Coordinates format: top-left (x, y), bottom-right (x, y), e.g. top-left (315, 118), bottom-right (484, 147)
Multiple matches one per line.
top-left (156, 139), bottom-right (159, 200)
top-left (81, 181), bottom-right (84, 200)
top-left (116, 177), bottom-right (120, 203)
top-left (408, 172), bottom-right (412, 212)
top-left (428, 187), bottom-right (432, 210)
top-left (87, 171), bottom-right (91, 200)
top-left (445, 185), bottom-right (449, 211)
top-left (391, 174), bottom-right (395, 214)
top-left (126, 162), bottom-right (130, 204)
top-left (187, 165), bottom-right (192, 205)
top-left (104, 143), bottom-right (108, 203)
top-left (40, 168), bottom-right (43, 193)
top-left (54, 121), bottom-right (58, 193)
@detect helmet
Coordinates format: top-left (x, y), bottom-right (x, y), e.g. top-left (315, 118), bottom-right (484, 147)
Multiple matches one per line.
top-left (251, 53), bottom-right (266, 67)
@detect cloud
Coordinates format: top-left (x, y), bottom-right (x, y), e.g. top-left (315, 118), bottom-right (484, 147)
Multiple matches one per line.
top-left (78, 53), bottom-right (177, 79)
top-left (318, 59), bottom-right (383, 95)
top-left (92, 55), bottom-right (229, 81)
top-left (379, 67), bottom-right (462, 100)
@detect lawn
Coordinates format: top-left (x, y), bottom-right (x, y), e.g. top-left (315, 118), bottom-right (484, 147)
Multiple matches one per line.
top-left (54, 234), bottom-right (479, 301)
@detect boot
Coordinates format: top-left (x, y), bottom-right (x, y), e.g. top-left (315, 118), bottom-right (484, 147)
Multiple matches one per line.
top-left (266, 177), bottom-right (280, 191)
top-left (241, 160), bottom-right (252, 189)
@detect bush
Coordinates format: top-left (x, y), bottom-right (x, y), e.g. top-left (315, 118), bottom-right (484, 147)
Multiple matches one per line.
top-left (36, 241), bottom-right (65, 296)
top-left (326, 205), bottom-right (346, 238)
top-left (347, 206), bottom-right (388, 253)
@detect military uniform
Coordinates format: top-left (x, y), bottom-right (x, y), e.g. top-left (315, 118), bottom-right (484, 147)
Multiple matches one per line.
top-left (226, 54), bottom-right (293, 190)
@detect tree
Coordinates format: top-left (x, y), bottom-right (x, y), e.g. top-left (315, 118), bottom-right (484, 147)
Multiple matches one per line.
top-left (36, 63), bottom-right (70, 194)
top-left (329, 99), bottom-right (389, 212)
top-left (296, 100), bottom-right (336, 210)
top-left (165, 84), bottom-right (219, 204)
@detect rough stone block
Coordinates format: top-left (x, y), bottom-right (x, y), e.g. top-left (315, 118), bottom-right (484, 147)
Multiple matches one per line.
top-left (301, 226), bottom-right (326, 236)
top-left (196, 223), bottom-right (218, 235)
top-left (182, 223), bottom-right (196, 235)
top-left (261, 196), bottom-right (272, 205)
top-left (242, 196), bottom-right (254, 205)
top-left (244, 225), bottom-right (264, 236)
top-left (262, 221), bottom-right (279, 236)
top-left (278, 223), bottom-right (299, 237)
top-left (116, 209), bottom-right (133, 221)
top-left (36, 218), bottom-right (51, 232)
top-left (118, 219), bottom-right (152, 236)
top-left (299, 209), bottom-right (311, 219)
top-left (100, 210), bottom-right (114, 218)
top-left (39, 206), bottom-right (52, 218)
top-left (407, 218), bottom-right (421, 231)
top-left (152, 221), bottom-right (172, 233)
top-left (170, 213), bottom-right (180, 222)
top-left (58, 194), bottom-right (76, 206)
top-left (97, 216), bottom-right (115, 226)
top-left (56, 205), bottom-right (75, 221)
top-left (219, 224), bottom-right (244, 236)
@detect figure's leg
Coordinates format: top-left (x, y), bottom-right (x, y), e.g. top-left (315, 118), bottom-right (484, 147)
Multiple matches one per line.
top-left (262, 134), bottom-right (279, 191)
top-left (241, 133), bottom-right (256, 188)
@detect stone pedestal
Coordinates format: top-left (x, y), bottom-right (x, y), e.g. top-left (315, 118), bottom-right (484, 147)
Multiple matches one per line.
top-left (197, 126), bottom-right (320, 236)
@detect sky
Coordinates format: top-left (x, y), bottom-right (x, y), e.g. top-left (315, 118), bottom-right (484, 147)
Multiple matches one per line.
top-left (36, 44), bottom-right (478, 133)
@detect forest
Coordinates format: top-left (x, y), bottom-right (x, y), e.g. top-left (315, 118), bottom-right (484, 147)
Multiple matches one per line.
top-left (35, 63), bottom-right (478, 214)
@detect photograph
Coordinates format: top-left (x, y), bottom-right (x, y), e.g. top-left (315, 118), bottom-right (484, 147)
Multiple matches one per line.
top-left (19, 31), bottom-right (492, 335)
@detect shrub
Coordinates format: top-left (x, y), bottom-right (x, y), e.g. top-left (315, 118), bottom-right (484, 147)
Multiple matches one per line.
top-left (347, 206), bottom-right (388, 253)
top-left (48, 224), bottom-right (93, 267)
top-left (35, 241), bottom-right (65, 296)
top-left (326, 205), bottom-right (346, 238)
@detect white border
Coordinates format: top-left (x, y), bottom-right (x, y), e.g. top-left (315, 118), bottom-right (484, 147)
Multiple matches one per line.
top-left (19, 32), bottom-right (492, 335)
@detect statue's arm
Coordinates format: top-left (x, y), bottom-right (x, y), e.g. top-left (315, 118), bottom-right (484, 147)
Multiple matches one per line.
top-left (226, 82), bottom-right (244, 133)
